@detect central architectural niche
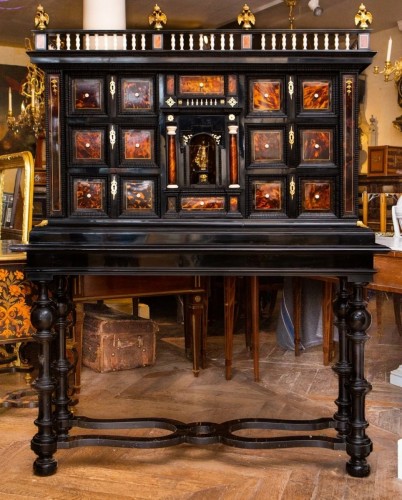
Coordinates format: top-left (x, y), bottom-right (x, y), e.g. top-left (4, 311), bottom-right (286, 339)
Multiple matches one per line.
top-left (190, 133), bottom-right (217, 185)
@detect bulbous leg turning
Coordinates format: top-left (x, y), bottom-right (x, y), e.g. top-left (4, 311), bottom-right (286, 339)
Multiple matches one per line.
top-left (345, 281), bottom-right (372, 478)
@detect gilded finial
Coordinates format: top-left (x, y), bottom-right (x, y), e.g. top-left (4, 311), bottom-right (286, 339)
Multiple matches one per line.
top-left (34, 4), bottom-right (49, 30)
top-left (149, 4), bottom-right (167, 30)
top-left (354, 3), bottom-right (373, 30)
top-left (237, 4), bottom-right (255, 30)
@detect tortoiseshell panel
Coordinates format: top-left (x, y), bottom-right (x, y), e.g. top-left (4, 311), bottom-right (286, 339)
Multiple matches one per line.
top-left (228, 75), bottom-right (237, 95)
top-left (123, 180), bottom-right (154, 211)
top-left (152, 33), bottom-right (163, 49)
top-left (179, 76), bottom-right (224, 95)
top-left (123, 130), bottom-right (154, 161)
top-left (166, 75), bottom-right (175, 95)
top-left (251, 130), bottom-right (283, 163)
top-left (73, 179), bottom-right (105, 212)
top-left (166, 196), bottom-right (177, 213)
top-left (253, 181), bottom-right (283, 211)
top-left (343, 75), bottom-right (356, 215)
top-left (73, 130), bottom-right (104, 162)
top-left (302, 81), bottom-right (331, 110)
top-left (48, 74), bottom-right (62, 215)
top-left (301, 130), bottom-right (333, 163)
top-left (302, 181), bottom-right (332, 212)
top-left (229, 196), bottom-right (239, 212)
top-left (73, 79), bottom-right (103, 111)
top-left (251, 80), bottom-right (281, 112)
top-left (181, 197), bottom-right (225, 211)
top-left (121, 78), bottom-right (153, 111)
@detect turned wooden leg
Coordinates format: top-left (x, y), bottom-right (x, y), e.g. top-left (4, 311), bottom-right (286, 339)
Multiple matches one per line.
top-left (322, 280), bottom-right (335, 365)
top-left (345, 282), bottom-right (372, 478)
top-left (188, 293), bottom-right (205, 377)
top-left (224, 276), bottom-right (236, 380)
top-left (249, 276), bottom-right (260, 382)
top-left (53, 276), bottom-right (73, 439)
top-left (30, 280), bottom-right (58, 476)
top-left (72, 301), bottom-right (84, 395)
top-left (375, 291), bottom-right (384, 337)
top-left (393, 294), bottom-right (402, 336)
top-left (332, 277), bottom-right (352, 439)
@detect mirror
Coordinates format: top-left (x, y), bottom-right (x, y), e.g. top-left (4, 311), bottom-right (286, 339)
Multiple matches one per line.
top-left (0, 151), bottom-right (34, 258)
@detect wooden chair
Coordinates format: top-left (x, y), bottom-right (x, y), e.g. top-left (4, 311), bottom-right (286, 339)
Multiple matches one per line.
top-left (223, 276), bottom-right (283, 382)
top-left (223, 276), bottom-right (337, 384)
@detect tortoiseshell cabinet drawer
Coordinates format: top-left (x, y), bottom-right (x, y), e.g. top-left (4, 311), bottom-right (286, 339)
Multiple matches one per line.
top-left (44, 55), bottom-right (359, 225)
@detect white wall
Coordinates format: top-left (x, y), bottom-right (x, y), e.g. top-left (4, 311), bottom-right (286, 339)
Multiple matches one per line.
top-left (0, 47), bottom-right (29, 140)
top-left (0, 46), bottom-right (29, 67)
top-left (360, 26), bottom-right (402, 172)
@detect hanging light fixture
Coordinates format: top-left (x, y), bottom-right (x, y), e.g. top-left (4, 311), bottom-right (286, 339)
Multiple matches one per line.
top-left (308, 0), bottom-right (323, 16)
top-left (283, 0), bottom-right (298, 29)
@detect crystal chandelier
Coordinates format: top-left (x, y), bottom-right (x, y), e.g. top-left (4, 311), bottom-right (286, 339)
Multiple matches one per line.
top-left (7, 62), bottom-right (45, 138)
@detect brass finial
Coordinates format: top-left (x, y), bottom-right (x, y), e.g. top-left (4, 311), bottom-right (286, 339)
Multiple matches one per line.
top-left (149, 4), bottom-right (167, 30)
top-left (34, 4), bottom-right (49, 30)
top-left (354, 3), bottom-right (373, 30)
top-left (237, 4), bottom-right (256, 30)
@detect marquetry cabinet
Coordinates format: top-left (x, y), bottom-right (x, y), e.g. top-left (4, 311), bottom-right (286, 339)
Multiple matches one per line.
top-left (25, 28), bottom-right (384, 479)
top-left (38, 31), bottom-right (366, 225)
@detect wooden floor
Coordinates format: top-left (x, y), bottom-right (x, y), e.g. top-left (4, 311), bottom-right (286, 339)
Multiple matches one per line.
top-left (1, 291), bottom-right (402, 499)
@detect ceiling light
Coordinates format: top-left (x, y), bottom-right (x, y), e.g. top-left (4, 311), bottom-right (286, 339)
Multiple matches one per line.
top-left (308, 0), bottom-right (323, 16)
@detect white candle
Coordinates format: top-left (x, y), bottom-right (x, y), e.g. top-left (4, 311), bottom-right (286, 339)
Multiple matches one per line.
top-left (386, 36), bottom-right (392, 61)
top-left (8, 87), bottom-right (12, 114)
top-left (31, 87), bottom-right (35, 107)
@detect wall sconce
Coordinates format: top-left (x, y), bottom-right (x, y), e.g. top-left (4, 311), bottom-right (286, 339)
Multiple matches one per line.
top-left (308, 0), bottom-right (323, 17)
top-left (373, 37), bottom-right (402, 83)
top-left (373, 36), bottom-right (402, 132)
top-left (6, 62), bottom-right (45, 139)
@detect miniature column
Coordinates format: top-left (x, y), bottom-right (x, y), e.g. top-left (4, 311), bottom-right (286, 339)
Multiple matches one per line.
top-left (228, 125), bottom-right (240, 188)
top-left (167, 125), bottom-right (178, 188)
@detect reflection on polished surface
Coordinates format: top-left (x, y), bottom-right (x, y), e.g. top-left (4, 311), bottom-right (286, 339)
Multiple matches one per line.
top-left (0, 240), bottom-right (26, 262)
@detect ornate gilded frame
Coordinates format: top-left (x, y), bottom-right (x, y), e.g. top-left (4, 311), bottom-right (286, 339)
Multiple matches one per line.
top-left (0, 151), bottom-right (34, 246)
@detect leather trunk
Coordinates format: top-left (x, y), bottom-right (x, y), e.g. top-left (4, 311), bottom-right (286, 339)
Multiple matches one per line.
top-left (82, 304), bottom-right (158, 373)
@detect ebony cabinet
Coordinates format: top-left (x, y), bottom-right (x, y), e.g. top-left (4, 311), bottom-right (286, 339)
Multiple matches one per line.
top-left (37, 31), bottom-right (367, 226)
top-left (59, 70), bottom-right (344, 221)
top-left (24, 27), bottom-right (385, 479)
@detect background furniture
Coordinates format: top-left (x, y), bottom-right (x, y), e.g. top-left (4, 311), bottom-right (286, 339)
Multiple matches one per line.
top-left (0, 248), bottom-right (34, 376)
top-left (72, 275), bottom-right (208, 393)
top-left (359, 174), bottom-right (401, 233)
top-left (0, 151), bottom-right (34, 375)
top-left (317, 236), bottom-right (402, 360)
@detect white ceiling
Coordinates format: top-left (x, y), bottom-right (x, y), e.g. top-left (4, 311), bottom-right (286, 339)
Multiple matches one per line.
top-left (0, 0), bottom-right (401, 48)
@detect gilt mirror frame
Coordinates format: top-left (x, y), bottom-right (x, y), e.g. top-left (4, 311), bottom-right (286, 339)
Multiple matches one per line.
top-left (0, 151), bottom-right (34, 246)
